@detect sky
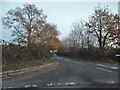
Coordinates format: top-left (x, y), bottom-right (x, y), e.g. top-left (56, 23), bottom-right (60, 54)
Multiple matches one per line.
top-left (0, 0), bottom-right (119, 41)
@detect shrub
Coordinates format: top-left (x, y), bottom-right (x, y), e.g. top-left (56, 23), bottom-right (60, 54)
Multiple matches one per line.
top-left (2, 43), bottom-right (52, 65)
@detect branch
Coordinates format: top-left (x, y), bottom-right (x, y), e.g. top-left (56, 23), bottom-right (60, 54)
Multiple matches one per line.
top-left (102, 32), bottom-right (109, 47)
top-left (13, 26), bottom-right (26, 38)
top-left (94, 30), bottom-right (100, 39)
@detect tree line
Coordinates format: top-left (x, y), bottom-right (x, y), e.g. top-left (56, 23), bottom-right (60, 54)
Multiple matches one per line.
top-left (2, 4), bottom-right (61, 65)
top-left (58, 5), bottom-right (120, 61)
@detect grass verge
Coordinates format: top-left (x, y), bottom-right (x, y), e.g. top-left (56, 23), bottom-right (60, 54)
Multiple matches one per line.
top-left (2, 57), bottom-right (54, 71)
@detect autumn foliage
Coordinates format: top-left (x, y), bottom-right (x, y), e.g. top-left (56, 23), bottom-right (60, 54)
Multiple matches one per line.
top-left (2, 4), bottom-right (61, 65)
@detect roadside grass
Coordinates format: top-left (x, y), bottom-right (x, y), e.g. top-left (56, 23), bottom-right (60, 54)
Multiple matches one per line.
top-left (2, 57), bottom-right (55, 71)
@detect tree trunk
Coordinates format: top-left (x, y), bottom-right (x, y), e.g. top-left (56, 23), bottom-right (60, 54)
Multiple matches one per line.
top-left (99, 18), bottom-right (102, 50)
top-left (27, 30), bottom-right (31, 46)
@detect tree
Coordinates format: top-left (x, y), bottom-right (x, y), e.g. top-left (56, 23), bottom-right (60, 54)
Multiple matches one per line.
top-left (85, 22), bottom-right (98, 49)
top-left (33, 23), bottom-right (59, 44)
top-left (32, 23), bottom-right (60, 56)
top-left (71, 20), bottom-right (85, 49)
top-left (87, 6), bottom-right (119, 50)
top-left (2, 4), bottom-right (47, 46)
top-left (46, 36), bottom-right (61, 50)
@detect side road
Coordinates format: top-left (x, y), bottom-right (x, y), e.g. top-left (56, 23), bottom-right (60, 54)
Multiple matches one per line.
top-left (1, 61), bottom-right (60, 79)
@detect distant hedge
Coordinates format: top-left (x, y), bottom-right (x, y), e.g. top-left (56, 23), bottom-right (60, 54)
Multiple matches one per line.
top-left (57, 46), bottom-right (120, 62)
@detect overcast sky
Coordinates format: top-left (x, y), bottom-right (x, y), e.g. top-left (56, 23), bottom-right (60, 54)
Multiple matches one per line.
top-left (1, 1), bottom-right (119, 41)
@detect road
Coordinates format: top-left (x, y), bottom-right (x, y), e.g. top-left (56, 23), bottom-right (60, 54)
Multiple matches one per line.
top-left (2, 56), bottom-right (120, 89)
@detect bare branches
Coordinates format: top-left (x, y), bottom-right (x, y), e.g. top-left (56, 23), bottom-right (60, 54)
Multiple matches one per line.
top-left (2, 4), bottom-right (47, 46)
top-left (13, 26), bottom-right (26, 38)
top-left (87, 6), bottom-right (119, 49)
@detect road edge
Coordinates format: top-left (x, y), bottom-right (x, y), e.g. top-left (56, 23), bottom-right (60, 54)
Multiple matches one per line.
top-left (1, 61), bottom-right (61, 79)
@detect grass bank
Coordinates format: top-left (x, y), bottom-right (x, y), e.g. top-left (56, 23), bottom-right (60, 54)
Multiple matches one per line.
top-left (2, 57), bottom-right (55, 71)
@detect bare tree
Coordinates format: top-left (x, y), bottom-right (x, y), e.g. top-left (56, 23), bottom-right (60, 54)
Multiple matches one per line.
top-left (2, 4), bottom-right (47, 46)
top-left (71, 20), bottom-right (85, 49)
top-left (87, 6), bottom-right (119, 50)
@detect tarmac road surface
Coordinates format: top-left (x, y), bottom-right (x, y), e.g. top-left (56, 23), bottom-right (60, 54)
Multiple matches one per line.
top-left (2, 56), bottom-right (120, 89)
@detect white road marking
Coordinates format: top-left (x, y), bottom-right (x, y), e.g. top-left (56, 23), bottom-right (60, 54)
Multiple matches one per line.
top-left (97, 64), bottom-right (106, 67)
top-left (25, 85), bottom-right (30, 88)
top-left (46, 84), bottom-right (50, 86)
top-left (32, 84), bottom-right (37, 87)
top-left (69, 82), bottom-right (75, 85)
top-left (96, 67), bottom-right (113, 73)
top-left (97, 64), bottom-right (119, 70)
top-left (7, 87), bottom-right (12, 89)
top-left (65, 82), bottom-right (75, 86)
top-left (57, 83), bottom-right (61, 85)
top-left (3, 86), bottom-right (19, 89)
top-left (65, 82), bottom-right (69, 85)
top-left (108, 81), bottom-right (115, 84)
top-left (110, 67), bottom-right (119, 69)
top-left (46, 83), bottom-right (53, 86)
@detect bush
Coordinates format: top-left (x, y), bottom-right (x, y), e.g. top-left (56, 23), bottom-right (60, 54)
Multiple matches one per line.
top-left (57, 45), bottom-right (120, 62)
top-left (2, 43), bottom-right (52, 65)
